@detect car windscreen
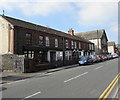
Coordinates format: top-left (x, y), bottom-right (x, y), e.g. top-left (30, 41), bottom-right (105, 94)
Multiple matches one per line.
top-left (80, 56), bottom-right (88, 60)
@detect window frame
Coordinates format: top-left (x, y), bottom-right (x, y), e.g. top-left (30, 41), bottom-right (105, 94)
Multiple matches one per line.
top-left (65, 39), bottom-right (69, 48)
top-left (45, 36), bottom-right (50, 46)
top-left (74, 41), bottom-right (77, 49)
top-left (79, 42), bottom-right (81, 49)
top-left (55, 38), bottom-right (58, 48)
top-left (25, 33), bottom-right (32, 44)
top-left (24, 51), bottom-right (34, 59)
top-left (71, 41), bottom-right (74, 49)
top-left (38, 35), bottom-right (44, 46)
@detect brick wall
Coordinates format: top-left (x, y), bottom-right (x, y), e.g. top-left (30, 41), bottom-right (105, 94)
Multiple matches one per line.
top-left (14, 26), bottom-right (63, 55)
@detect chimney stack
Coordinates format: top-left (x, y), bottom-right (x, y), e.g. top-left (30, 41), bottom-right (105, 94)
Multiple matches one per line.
top-left (68, 28), bottom-right (74, 35)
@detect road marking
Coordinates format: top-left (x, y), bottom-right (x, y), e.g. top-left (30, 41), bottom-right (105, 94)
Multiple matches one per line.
top-left (82, 66), bottom-right (93, 68)
top-left (103, 76), bottom-right (119, 100)
top-left (106, 63), bottom-right (109, 65)
top-left (112, 87), bottom-right (119, 98)
top-left (2, 73), bottom-right (53, 85)
top-left (94, 66), bottom-right (103, 70)
top-left (64, 72), bottom-right (88, 83)
top-left (3, 79), bottom-right (27, 85)
top-left (23, 91), bottom-right (41, 99)
top-left (98, 73), bottom-right (120, 100)
top-left (45, 73), bottom-right (53, 75)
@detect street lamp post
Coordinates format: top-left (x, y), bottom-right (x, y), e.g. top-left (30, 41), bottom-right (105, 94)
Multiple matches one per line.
top-left (62, 37), bottom-right (65, 66)
top-left (97, 30), bottom-right (99, 54)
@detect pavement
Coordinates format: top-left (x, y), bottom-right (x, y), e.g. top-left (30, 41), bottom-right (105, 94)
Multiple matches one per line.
top-left (1, 64), bottom-right (79, 84)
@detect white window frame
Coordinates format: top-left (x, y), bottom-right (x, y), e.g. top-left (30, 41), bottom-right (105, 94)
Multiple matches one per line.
top-left (66, 39), bottom-right (69, 48)
top-left (65, 51), bottom-right (69, 60)
top-left (24, 51), bottom-right (34, 59)
top-left (79, 42), bottom-right (81, 49)
top-left (74, 41), bottom-right (77, 49)
top-left (71, 41), bottom-right (74, 49)
top-left (24, 51), bottom-right (28, 57)
top-left (38, 35), bottom-right (43, 45)
top-left (55, 38), bottom-right (58, 48)
top-left (92, 44), bottom-right (94, 50)
top-left (45, 36), bottom-right (49, 46)
top-left (26, 33), bottom-right (32, 44)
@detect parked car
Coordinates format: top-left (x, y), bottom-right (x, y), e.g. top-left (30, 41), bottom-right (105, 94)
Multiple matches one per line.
top-left (79, 56), bottom-right (93, 65)
top-left (90, 55), bottom-right (98, 63)
top-left (100, 55), bottom-right (105, 61)
top-left (103, 55), bottom-right (108, 60)
top-left (99, 55), bottom-right (104, 62)
top-left (96, 55), bottom-right (101, 62)
top-left (106, 54), bottom-right (112, 60)
top-left (111, 53), bottom-right (119, 58)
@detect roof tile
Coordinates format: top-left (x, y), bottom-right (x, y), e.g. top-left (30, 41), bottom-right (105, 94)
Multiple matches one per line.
top-left (2, 15), bottom-right (92, 43)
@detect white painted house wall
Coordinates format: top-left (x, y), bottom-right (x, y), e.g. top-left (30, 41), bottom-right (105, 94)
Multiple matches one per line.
top-left (108, 46), bottom-right (115, 54)
top-left (0, 16), bottom-right (9, 54)
top-left (0, 16), bottom-right (14, 55)
top-left (89, 39), bottom-right (101, 54)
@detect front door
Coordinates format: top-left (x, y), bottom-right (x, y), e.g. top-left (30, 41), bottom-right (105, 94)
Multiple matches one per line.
top-left (50, 52), bottom-right (56, 63)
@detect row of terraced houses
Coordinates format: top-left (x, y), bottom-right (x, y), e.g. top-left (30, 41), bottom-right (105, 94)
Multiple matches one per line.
top-left (0, 15), bottom-right (108, 72)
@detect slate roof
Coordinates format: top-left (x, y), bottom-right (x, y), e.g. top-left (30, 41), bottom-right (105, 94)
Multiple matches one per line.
top-left (1, 15), bottom-right (92, 43)
top-left (75, 29), bottom-right (107, 40)
top-left (108, 42), bottom-right (115, 46)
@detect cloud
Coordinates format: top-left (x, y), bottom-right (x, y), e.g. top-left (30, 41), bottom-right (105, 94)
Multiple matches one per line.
top-left (18, 1), bottom-right (74, 16)
top-left (0, 0), bottom-right (118, 18)
top-left (76, 2), bottom-right (118, 27)
top-left (74, 2), bottom-right (118, 43)
top-left (0, 0), bottom-right (75, 16)
top-left (105, 22), bottom-right (118, 43)
top-left (0, 0), bottom-right (18, 10)
top-left (109, 23), bottom-right (118, 34)
top-left (0, 0), bottom-right (118, 43)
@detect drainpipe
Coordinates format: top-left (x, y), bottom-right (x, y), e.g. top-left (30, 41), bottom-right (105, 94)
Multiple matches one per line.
top-left (97, 30), bottom-right (99, 54)
top-left (8, 24), bottom-right (11, 52)
top-left (9, 25), bottom-right (14, 54)
top-left (62, 37), bottom-right (65, 66)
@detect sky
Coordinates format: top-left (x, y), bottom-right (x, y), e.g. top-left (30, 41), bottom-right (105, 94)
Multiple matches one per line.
top-left (0, 0), bottom-right (119, 44)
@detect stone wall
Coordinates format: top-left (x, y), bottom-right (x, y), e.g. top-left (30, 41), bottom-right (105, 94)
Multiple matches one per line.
top-left (1, 54), bottom-right (25, 73)
top-left (0, 55), bottom-right (2, 70)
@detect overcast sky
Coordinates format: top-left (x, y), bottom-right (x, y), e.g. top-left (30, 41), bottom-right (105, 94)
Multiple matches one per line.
top-left (0, 0), bottom-right (119, 44)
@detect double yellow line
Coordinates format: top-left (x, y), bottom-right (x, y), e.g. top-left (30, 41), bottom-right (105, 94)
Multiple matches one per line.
top-left (98, 73), bottom-right (120, 100)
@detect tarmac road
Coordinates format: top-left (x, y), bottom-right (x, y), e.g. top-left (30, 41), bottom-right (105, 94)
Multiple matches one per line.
top-left (1, 58), bottom-right (119, 99)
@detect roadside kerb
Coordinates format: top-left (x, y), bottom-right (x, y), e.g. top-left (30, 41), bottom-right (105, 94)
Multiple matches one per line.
top-left (45, 64), bottom-right (79, 73)
top-left (1, 64), bottom-right (79, 84)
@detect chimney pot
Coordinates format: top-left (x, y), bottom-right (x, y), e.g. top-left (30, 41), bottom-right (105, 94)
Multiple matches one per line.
top-left (68, 28), bottom-right (74, 35)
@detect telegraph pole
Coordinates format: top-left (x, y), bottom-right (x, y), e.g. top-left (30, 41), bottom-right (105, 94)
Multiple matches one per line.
top-left (97, 30), bottom-right (99, 54)
top-left (62, 37), bottom-right (65, 66)
top-left (2, 10), bottom-right (4, 16)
